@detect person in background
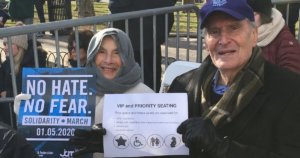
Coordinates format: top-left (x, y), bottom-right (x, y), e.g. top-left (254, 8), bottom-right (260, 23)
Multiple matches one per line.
top-left (0, 28), bottom-right (29, 128)
top-left (0, 22), bottom-right (47, 128)
top-left (77, 0), bottom-right (95, 29)
top-left (0, 0), bottom-right (7, 9)
top-left (247, 0), bottom-right (300, 74)
top-left (67, 30), bottom-right (94, 67)
top-left (0, 121), bottom-right (38, 158)
top-left (108, 0), bottom-right (177, 92)
top-left (13, 28), bottom-right (154, 158)
top-left (168, 0), bottom-right (300, 157)
top-left (8, 0), bottom-right (34, 25)
top-left (78, 0), bottom-right (95, 18)
top-left (0, 9), bottom-right (9, 28)
top-left (74, 0), bottom-right (78, 11)
top-left (34, 0), bottom-right (46, 36)
top-left (182, 0), bottom-right (194, 5)
top-left (275, 3), bottom-right (300, 37)
top-left (182, 0), bottom-right (196, 13)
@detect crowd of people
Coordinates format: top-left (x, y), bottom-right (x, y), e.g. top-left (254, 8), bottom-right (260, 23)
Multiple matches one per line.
top-left (1, 0), bottom-right (300, 157)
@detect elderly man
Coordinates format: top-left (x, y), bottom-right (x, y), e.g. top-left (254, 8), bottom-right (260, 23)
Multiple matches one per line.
top-left (169, 0), bottom-right (300, 157)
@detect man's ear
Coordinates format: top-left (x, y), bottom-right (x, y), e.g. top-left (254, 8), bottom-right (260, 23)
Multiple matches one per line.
top-left (251, 27), bottom-right (258, 47)
top-left (204, 38), bottom-right (210, 52)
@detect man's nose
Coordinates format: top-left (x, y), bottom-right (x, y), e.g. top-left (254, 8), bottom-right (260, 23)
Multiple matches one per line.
top-left (218, 31), bottom-right (230, 45)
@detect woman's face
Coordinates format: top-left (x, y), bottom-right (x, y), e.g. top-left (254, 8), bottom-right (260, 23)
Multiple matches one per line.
top-left (3, 42), bottom-right (19, 57)
top-left (94, 36), bottom-right (122, 80)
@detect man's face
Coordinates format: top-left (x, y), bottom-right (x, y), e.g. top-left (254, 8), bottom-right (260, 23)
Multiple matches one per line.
top-left (69, 41), bottom-right (87, 64)
top-left (204, 12), bottom-right (258, 73)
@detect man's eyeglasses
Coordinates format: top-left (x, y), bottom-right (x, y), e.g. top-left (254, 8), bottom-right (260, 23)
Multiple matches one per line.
top-left (68, 46), bottom-right (82, 52)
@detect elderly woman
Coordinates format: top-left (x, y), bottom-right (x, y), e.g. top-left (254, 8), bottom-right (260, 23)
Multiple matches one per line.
top-left (70, 28), bottom-right (154, 157)
top-left (86, 28), bottom-right (154, 123)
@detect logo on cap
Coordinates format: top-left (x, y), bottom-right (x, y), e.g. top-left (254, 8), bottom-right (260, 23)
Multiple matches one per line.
top-left (212, 0), bottom-right (227, 7)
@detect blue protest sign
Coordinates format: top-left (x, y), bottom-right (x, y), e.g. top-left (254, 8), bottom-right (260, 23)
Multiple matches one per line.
top-left (18, 68), bottom-right (96, 157)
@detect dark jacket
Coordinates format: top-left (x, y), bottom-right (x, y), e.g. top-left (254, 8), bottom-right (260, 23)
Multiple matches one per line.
top-left (168, 60), bottom-right (300, 157)
top-left (0, 121), bottom-right (38, 158)
top-left (261, 25), bottom-right (300, 74)
top-left (8, 0), bottom-right (34, 20)
top-left (108, 0), bottom-right (177, 50)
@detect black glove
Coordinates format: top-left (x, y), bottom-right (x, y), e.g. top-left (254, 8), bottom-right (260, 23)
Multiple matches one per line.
top-left (69, 123), bottom-right (106, 157)
top-left (177, 117), bottom-right (229, 158)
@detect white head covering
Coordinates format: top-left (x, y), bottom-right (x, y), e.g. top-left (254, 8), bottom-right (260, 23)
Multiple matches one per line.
top-left (86, 28), bottom-right (142, 95)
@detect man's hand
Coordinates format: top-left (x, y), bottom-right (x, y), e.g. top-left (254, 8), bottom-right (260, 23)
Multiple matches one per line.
top-left (14, 93), bottom-right (31, 115)
top-left (177, 117), bottom-right (229, 157)
top-left (69, 124), bottom-right (106, 157)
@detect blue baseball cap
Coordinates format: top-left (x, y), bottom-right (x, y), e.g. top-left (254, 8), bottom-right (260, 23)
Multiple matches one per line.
top-left (199, 0), bottom-right (255, 29)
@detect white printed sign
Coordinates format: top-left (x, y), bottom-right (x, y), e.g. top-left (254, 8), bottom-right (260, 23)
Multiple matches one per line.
top-left (103, 93), bottom-right (189, 157)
